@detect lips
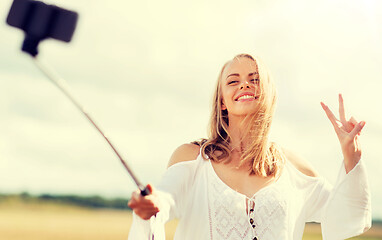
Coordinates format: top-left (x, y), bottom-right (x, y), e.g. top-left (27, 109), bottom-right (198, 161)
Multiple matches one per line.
top-left (235, 92), bottom-right (258, 101)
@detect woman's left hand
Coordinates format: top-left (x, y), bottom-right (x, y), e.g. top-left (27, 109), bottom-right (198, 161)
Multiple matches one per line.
top-left (320, 94), bottom-right (366, 173)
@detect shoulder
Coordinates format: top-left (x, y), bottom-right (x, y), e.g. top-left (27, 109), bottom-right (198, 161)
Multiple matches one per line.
top-left (167, 143), bottom-right (201, 168)
top-left (282, 147), bottom-right (319, 177)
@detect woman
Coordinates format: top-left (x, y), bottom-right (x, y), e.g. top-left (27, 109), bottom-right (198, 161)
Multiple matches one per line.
top-left (128, 54), bottom-right (371, 239)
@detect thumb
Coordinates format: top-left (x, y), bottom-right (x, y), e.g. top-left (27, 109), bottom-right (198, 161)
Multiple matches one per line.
top-left (140, 183), bottom-right (153, 196)
top-left (146, 183), bottom-right (153, 193)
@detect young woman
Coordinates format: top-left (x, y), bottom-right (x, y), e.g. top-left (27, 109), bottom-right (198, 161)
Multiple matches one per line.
top-left (128, 54), bottom-right (371, 240)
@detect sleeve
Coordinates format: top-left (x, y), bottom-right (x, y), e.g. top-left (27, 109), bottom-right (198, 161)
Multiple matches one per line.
top-left (127, 160), bottom-right (198, 240)
top-left (303, 159), bottom-right (371, 240)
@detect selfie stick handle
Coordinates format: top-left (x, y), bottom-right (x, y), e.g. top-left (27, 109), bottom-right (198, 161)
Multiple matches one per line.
top-left (32, 56), bottom-right (150, 196)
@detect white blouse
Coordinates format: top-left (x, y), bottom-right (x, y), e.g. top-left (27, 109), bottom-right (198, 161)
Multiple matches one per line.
top-left (128, 153), bottom-right (371, 240)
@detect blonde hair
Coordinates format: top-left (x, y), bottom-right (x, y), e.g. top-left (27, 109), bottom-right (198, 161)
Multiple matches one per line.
top-left (197, 53), bottom-right (285, 177)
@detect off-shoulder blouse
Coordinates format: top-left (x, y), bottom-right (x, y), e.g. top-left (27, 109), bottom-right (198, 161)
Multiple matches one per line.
top-left (128, 152), bottom-right (371, 240)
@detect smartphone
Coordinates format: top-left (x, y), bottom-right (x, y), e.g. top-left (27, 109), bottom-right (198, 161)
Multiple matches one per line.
top-left (6, 0), bottom-right (78, 43)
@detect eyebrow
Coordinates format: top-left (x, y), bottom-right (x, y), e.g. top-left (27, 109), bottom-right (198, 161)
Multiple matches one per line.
top-left (226, 72), bottom-right (258, 79)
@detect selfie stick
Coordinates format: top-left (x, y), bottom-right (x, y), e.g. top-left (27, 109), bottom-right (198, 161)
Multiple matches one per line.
top-left (6, 0), bottom-right (150, 196)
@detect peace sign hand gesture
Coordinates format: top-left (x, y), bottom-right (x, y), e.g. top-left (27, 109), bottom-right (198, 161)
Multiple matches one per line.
top-left (320, 94), bottom-right (366, 174)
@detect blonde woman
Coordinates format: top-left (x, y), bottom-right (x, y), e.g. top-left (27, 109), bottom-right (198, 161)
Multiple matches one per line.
top-left (128, 54), bottom-right (371, 240)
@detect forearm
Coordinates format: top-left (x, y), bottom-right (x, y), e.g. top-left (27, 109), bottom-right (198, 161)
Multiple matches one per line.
top-left (341, 137), bottom-right (362, 174)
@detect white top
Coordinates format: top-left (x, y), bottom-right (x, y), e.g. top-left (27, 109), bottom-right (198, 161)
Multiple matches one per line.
top-left (128, 153), bottom-right (371, 240)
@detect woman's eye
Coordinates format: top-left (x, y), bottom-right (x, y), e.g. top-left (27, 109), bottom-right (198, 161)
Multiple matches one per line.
top-left (228, 80), bottom-right (238, 85)
top-left (251, 78), bottom-right (260, 84)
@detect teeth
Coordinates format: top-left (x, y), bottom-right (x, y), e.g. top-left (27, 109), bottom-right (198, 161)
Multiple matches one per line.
top-left (237, 95), bottom-right (254, 101)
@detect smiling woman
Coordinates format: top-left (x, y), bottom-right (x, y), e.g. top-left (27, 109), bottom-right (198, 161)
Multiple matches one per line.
top-left (201, 54), bottom-right (283, 179)
top-left (127, 53), bottom-right (371, 240)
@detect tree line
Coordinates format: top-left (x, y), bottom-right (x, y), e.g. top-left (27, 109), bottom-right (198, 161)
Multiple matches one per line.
top-left (0, 192), bottom-right (131, 210)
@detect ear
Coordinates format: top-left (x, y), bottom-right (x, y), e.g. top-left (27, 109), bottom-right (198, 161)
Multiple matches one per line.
top-left (221, 100), bottom-right (227, 110)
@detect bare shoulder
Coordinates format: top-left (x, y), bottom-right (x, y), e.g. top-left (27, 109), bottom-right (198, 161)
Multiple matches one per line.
top-left (167, 143), bottom-right (201, 168)
top-left (282, 147), bottom-right (319, 177)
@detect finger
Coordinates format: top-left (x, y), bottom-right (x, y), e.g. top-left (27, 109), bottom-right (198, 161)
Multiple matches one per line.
top-left (136, 210), bottom-right (156, 220)
top-left (133, 197), bottom-right (154, 206)
top-left (134, 208), bottom-right (159, 220)
top-left (338, 94), bottom-right (352, 131)
top-left (128, 194), bottom-right (139, 208)
top-left (133, 209), bottom-right (151, 220)
top-left (140, 205), bottom-right (160, 214)
top-left (339, 94), bottom-right (347, 124)
top-left (139, 205), bottom-right (160, 212)
top-left (321, 102), bottom-right (341, 133)
top-left (128, 196), bottom-right (156, 210)
top-left (128, 190), bottom-right (144, 208)
top-left (350, 116), bottom-right (361, 136)
top-left (131, 204), bottom-right (157, 211)
top-left (349, 121), bottom-right (365, 139)
top-left (128, 201), bottom-right (137, 209)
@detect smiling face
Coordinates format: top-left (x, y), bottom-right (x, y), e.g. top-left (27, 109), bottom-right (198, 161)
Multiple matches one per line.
top-left (221, 56), bottom-right (260, 118)
top-left (206, 54), bottom-right (280, 176)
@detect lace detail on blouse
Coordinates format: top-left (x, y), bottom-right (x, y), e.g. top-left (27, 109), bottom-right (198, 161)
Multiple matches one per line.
top-left (207, 165), bottom-right (251, 239)
top-left (250, 187), bottom-right (288, 239)
top-left (207, 161), bottom-right (288, 240)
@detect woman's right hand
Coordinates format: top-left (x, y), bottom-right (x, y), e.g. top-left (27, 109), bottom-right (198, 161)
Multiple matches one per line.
top-left (127, 184), bottom-right (160, 220)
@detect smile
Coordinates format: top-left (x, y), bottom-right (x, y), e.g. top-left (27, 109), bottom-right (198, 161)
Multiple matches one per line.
top-left (236, 95), bottom-right (259, 102)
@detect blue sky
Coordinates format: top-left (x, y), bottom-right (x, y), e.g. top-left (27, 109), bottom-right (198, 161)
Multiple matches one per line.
top-left (1, 0), bottom-right (381, 219)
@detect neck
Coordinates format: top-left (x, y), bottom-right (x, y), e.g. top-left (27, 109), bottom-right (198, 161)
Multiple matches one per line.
top-left (227, 114), bottom-right (252, 159)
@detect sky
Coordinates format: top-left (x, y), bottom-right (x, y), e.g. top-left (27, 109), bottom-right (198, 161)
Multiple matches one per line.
top-left (1, 0), bottom-right (381, 219)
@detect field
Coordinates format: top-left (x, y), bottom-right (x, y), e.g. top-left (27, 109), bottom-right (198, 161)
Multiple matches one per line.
top-left (0, 199), bottom-right (381, 240)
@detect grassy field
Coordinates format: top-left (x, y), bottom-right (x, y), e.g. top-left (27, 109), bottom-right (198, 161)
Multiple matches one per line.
top-left (0, 198), bottom-right (380, 240)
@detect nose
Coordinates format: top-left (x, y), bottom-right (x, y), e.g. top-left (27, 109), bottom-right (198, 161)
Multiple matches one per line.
top-left (240, 80), bottom-right (251, 89)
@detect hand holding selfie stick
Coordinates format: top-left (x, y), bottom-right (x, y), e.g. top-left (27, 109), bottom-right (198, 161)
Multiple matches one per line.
top-left (6, 0), bottom-right (151, 196)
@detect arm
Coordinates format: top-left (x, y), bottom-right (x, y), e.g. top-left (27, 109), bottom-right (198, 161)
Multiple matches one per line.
top-left (303, 94), bottom-right (371, 239)
top-left (303, 159), bottom-right (371, 240)
top-left (128, 184), bottom-right (171, 240)
top-left (129, 143), bottom-right (200, 219)
top-left (128, 144), bottom-right (200, 239)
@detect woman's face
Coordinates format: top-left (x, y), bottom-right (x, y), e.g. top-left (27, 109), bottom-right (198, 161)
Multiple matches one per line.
top-left (220, 57), bottom-right (260, 117)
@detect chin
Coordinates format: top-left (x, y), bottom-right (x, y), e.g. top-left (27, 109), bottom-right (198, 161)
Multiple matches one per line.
top-left (230, 108), bottom-right (258, 117)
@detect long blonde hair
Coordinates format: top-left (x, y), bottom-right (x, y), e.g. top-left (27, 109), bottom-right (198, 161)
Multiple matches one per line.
top-left (197, 54), bottom-right (285, 177)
